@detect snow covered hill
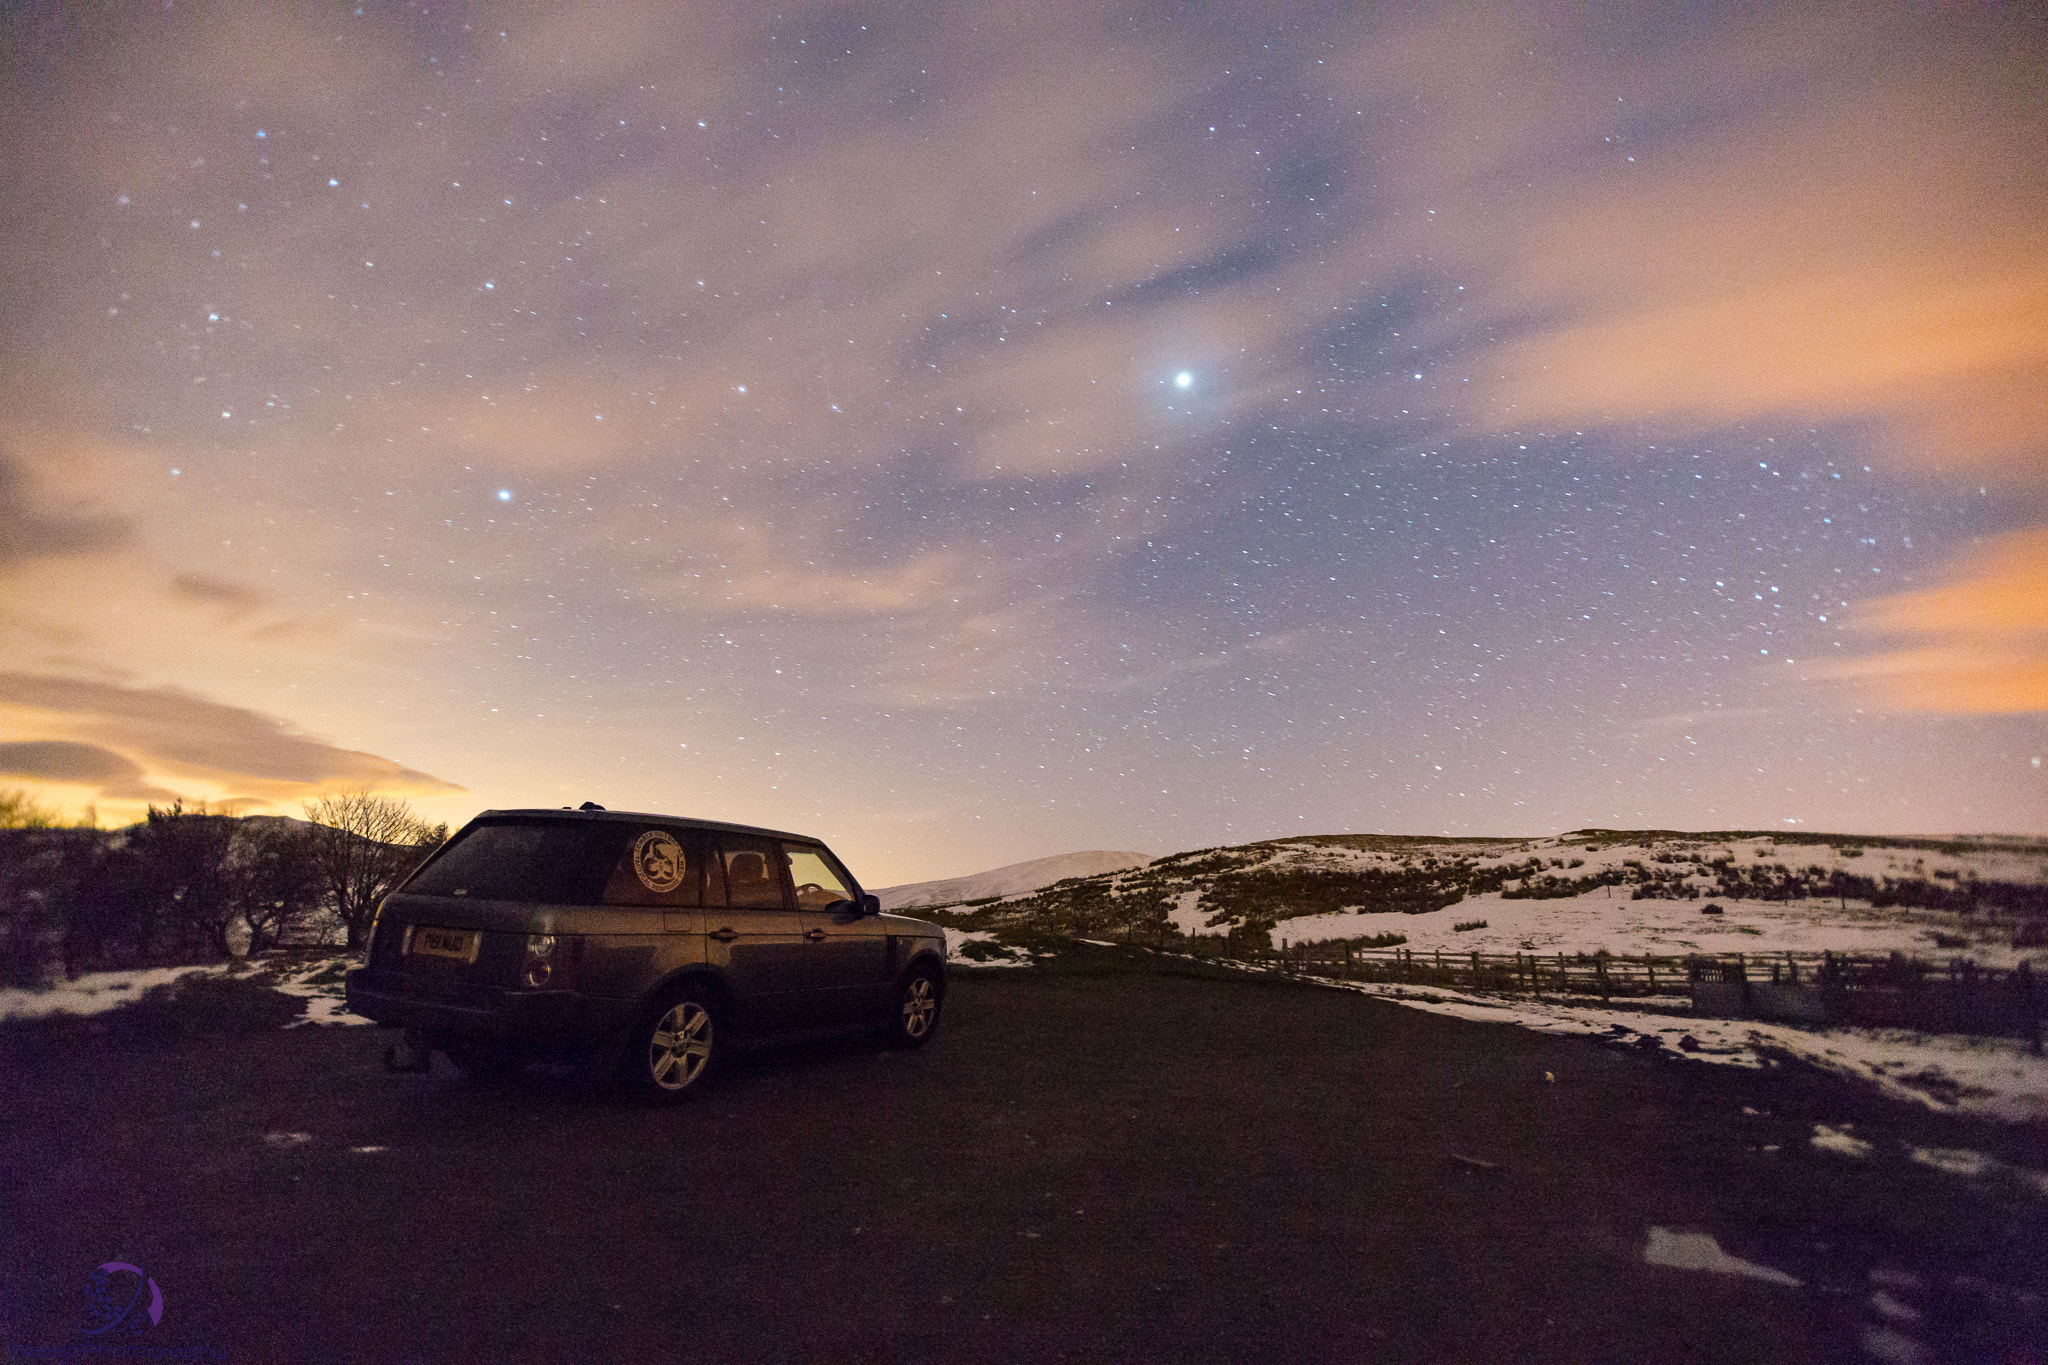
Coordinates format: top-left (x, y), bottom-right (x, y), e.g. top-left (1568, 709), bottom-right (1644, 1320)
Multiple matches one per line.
top-left (909, 830), bottom-right (2048, 967)
top-left (874, 850), bottom-right (1154, 912)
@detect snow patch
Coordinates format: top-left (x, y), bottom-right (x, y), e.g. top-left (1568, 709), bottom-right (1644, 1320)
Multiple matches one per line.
top-left (1165, 888), bottom-right (1210, 937)
top-left (0, 965), bottom-right (231, 1021)
top-left (944, 928), bottom-right (1032, 968)
top-left (1644, 1228), bottom-right (1801, 1286)
top-left (1271, 965), bottom-right (2048, 1122)
top-left (1811, 1124), bottom-right (1874, 1158)
top-left (877, 850), bottom-right (1154, 911)
top-left (1909, 1146), bottom-right (2048, 1195)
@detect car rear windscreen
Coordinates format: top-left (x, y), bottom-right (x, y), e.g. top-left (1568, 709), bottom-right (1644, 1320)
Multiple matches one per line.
top-left (403, 820), bottom-right (611, 903)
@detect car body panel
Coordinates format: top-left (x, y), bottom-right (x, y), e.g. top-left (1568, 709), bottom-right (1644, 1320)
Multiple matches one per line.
top-left (344, 807), bottom-right (946, 1067)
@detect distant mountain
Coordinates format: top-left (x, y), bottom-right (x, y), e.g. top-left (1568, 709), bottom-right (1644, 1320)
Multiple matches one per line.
top-left (874, 850), bottom-right (1155, 911)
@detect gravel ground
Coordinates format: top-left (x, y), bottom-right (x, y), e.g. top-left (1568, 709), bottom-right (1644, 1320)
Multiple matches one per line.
top-left (2, 943), bottom-right (2042, 1363)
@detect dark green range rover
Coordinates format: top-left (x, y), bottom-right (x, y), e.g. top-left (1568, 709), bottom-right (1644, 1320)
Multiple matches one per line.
top-left (344, 806), bottom-right (946, 1100)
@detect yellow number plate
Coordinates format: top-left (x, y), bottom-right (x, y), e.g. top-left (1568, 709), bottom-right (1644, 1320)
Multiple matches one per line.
top-left (407, 927), bottom-right (479, 963)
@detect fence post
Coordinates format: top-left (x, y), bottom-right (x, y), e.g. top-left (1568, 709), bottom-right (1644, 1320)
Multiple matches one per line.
top-left (1558, 952), bottom-right (1566, 994)
top-left (2020, 962), bottom-right (2041, 1055)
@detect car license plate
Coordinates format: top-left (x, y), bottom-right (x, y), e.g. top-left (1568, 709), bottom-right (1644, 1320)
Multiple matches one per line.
top-left (407, 926), bottom-right (479, 963)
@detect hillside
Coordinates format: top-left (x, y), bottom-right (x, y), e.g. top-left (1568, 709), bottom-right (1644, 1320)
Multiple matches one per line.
top-left (874, 850), bottom-right (1154, 912)
top-left (911, 830), bottom-right (2048, 968)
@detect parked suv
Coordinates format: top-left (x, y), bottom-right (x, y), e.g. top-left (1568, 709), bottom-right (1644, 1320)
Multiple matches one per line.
top-left (344, 806), bottom-right (946, 1099)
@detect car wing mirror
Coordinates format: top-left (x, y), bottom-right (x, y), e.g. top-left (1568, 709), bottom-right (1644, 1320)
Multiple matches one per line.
top-left (860, 893), bottom-right (880, 916)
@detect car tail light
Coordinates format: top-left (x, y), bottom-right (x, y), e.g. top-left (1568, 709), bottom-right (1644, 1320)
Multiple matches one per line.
top-left (522, 934), bottom-right (557, 988)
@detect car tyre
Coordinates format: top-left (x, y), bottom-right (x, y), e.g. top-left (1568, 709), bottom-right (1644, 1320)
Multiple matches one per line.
top-left (887, 964), bottom-right (942, 1048)
top-left (629, 986), bottom-right (720, 1101)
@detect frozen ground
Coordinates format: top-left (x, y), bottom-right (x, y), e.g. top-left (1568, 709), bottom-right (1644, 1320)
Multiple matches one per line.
top-left (1179, 952), bottom-right (2048, 1125)
top-left (942, 927), bottom-right (1035, 967)
top-left (0, 957), bottom-right (373, 1028)
top-left (9, 827), bottom-right (2044, 1128)
top-left (1162, 833), bottom-right (2048, 967)
top-left (0, 930), bottom-right (1031, 1029)
top-left (1266, 888), bottom-right (2025, 962)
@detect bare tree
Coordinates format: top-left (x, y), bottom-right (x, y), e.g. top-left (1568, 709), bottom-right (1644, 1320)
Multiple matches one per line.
top-left (230, 818), bottom-right (324, 954)
top-left (0, 787), bottom-right (64, 829)
top-left (302, 791), bottom-right (445, 949)
top-left (138, 800), bottom-right (239, 961)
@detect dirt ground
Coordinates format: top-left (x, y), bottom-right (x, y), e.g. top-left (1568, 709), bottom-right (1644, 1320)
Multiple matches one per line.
top-left (2, 943), bottom-right (2043, 1363)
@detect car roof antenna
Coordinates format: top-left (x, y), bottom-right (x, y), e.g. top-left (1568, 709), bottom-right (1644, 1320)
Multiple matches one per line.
top-left (579, 801), bottom-right (606, 811)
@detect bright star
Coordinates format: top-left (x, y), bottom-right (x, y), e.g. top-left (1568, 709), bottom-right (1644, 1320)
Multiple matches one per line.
top-left (1174, 372), bottom-right (1193, 389)
top-left (497, 490), bottom-right (513, 502)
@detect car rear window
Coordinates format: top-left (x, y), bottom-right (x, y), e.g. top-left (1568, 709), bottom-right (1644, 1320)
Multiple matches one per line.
top-left (403, 820), bottom-right (611, 903)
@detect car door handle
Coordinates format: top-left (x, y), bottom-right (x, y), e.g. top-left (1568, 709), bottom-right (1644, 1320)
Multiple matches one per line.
top-left (708, 928), bottom-right (738, 942)
top-left (804, 928), bottom-right (827, 941)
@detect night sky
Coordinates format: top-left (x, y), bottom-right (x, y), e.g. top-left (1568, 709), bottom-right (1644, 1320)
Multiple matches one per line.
top-left (2, 5), bottom-right (2043, 884)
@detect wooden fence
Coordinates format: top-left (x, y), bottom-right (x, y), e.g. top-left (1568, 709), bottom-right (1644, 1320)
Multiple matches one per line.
top-left (1180, 938), bottom-right (2045, 1045)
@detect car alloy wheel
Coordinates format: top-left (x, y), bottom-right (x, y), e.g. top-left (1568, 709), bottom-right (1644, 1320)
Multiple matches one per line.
top-left (893, 968), bottom-right (940, 1047)
top-left (643, 994), bottom-right (715, 1096)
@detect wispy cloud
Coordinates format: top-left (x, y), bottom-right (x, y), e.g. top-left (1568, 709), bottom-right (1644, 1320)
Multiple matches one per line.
top-left (1807, 527), bottom-right (2048, 714)
top-left (0, 450), bottom-right (129, 569)
top-left (0, 673), bottom-right (464, 808)
top-left (169, 572), bottom-right (266, 613)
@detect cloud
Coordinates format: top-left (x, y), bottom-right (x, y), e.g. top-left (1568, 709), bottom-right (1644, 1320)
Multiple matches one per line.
top-left (0, 672), bottom-right (465, 801)
top-left (0, 739), bottom-right (144, 784)
top-left (0, 738), bottom-right (179, 804)
top-left (1806, 526), bottom-right (2048, 714)
top-left (1450, 20), bottom-right (2048, 474)
top-left (0, 450), bottom-right (129, 569)
top-left (170, 573), bottom-right (266, 612)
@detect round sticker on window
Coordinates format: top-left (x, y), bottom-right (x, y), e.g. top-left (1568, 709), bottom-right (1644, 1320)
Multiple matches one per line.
top-left (631, 830), bottom-right (686, 893)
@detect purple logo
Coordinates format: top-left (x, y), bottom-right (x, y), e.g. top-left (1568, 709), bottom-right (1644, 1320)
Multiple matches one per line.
top-left (80, 1261), bottom-right (163, 1335)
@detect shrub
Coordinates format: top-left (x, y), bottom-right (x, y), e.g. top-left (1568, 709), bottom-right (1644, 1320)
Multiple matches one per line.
top-left (1452, 919), bottom-right (1487, 932)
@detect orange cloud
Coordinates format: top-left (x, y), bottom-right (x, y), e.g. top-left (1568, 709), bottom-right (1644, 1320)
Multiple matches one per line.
top-left (0, 672), bottom-right (465, 810)
top-left (1470, 67), bottom-right (2048, 474)
top-left (1807, 526), bottom-right (2048, 713)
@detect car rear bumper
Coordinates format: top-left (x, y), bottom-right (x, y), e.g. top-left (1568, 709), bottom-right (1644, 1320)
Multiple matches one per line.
top-left (345, 968), bottom-right (633, 1049)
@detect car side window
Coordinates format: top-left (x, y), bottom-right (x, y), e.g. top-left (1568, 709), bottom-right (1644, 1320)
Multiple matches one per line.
top-left (717, 835), bottom-right (788, 909)
top-left (783, 845), bottom-right (855, 911)
top-left (601, 827), bottom-right (704, 907)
